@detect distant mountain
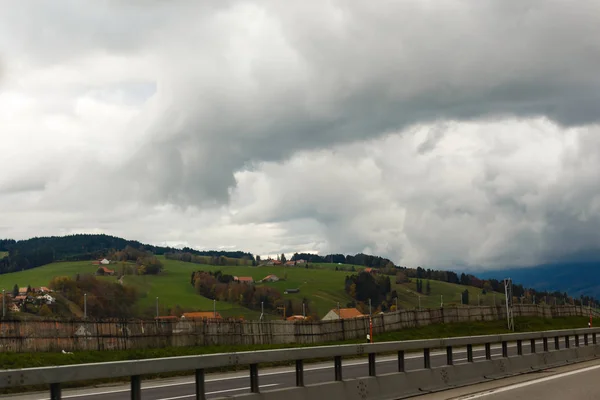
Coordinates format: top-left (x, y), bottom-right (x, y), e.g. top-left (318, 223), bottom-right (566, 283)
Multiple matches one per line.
top-left (478, 262), bottom-right (600, 298)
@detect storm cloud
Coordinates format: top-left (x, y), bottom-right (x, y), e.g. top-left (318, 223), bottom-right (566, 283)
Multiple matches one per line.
top-left (1, 1), bottom-right (600, 268)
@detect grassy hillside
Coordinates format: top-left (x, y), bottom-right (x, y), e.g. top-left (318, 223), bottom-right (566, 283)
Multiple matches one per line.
top-left (0, 258), bottom-right (506, 319)
top-left (0, 251), bottom-right (7, 258)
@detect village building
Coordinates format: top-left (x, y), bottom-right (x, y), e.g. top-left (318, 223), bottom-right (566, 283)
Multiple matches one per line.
top-left (321, 307), bottom-right (365, 321)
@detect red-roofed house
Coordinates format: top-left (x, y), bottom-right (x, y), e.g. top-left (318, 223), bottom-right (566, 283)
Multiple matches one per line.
top-left (182, 311), bottom-right (223, 320)
top-left (97, 266), bottom-right (115, 276)
top-left (262, 275), bottom-right (279, 282)
top-left (234, 276), bottom-right (254, 284)
top-left (287, 315), bottom-right (307, 322)
top-left (363, 268), bottom-right (377, 275)
top-left (322, 307), bottom-right (366, 321)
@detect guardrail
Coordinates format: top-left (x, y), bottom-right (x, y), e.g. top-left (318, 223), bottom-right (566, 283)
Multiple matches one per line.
top-left (1, 327), bottom-right (599, 400)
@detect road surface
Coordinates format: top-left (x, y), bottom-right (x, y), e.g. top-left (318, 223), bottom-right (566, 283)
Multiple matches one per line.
top-left (4, 337), bottom-right (580, 400)
top-left (416, 358), bottom-right (600, 399)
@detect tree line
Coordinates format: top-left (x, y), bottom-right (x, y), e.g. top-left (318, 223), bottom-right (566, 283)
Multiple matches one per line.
top-left (0, 234), bottom-right (254, 275)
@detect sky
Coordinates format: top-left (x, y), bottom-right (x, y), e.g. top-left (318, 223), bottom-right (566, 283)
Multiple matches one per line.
top-left (1, 1), bottom-right (600, 271)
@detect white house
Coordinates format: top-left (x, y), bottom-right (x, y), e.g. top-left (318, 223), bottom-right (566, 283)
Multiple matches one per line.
top-left (100, 258), bottom-right (110, 265)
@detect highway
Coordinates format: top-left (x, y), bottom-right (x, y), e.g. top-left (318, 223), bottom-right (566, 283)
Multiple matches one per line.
top-left (4, 337), bottom-right (579, 400)
top-left (417, 358), bottom-right (600, 399)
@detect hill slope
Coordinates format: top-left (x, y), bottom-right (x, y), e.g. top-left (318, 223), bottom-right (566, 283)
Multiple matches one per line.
top-left (0, 258), bottom-right (506, 319)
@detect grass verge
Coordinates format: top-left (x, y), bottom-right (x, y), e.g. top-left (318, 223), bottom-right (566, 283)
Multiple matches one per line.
top-left (0, 316), bottom-right (590, 395)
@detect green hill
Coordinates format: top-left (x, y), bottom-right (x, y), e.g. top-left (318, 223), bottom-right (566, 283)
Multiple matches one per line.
top-left (0, 258), bottom-right (507, 319)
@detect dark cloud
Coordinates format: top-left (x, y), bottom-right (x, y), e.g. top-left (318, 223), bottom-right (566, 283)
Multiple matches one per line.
top-left (113, 0), bottom-right (600, 206)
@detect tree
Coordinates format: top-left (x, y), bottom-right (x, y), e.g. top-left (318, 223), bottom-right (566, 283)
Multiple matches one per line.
top-left (281, 253), bottom-right (287, 263)
top-left (12, 284), bottom-right (18, 298)
top-left (461, 289), bottom-right (469, 305)
top-left (426, 280), bottom-right (431, 295)
top-left (39, 304), bottom-right (52, 317)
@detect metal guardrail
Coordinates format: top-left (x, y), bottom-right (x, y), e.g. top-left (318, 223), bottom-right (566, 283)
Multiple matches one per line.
top-left (0, 327), bottom-right (598, 399)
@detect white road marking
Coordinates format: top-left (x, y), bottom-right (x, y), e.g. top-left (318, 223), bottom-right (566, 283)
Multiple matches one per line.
top-left (454, 363), bottom-right (600, 399)
top-left (157, 384), bottom-right (280, 400)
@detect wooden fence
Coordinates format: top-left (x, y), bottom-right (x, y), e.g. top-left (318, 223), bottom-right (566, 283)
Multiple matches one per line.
top-left (0, 305), bottom-right (596, 353)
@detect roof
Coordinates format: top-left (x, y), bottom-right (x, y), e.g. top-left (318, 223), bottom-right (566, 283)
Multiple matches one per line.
top-left (332, 308), bottom-right (365, 319)
top-left (18, 288), bottom-right (28, 293)
top-left (263, 275), bottom-right (278, 280)
top-left (287, 315), bottom-right (307, 321)
top-left (236, 276), bottom-right (254, 282)
top-left (100, 266), bottom-right (114, 273)
top-left (182, 312), bottom-right (223, 320)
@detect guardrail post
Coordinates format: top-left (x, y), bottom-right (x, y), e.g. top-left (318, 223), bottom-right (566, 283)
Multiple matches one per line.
top-left (517, 340), bottom-right (523, 355)
top-left (368, 353), bottom-right (376, 376)
top-left (594, 333), bottom-right (597, 345)
top-left (398, 350), bottom-right (405, 372)
top-left (584, 334), bottom-right (589, 346)
top-left (530, 339), bottom-right (536, 353)
top-left (334, 356), bottom-right (343, 381)
top-left (131, 375), bottom-right (141, 400)
top-left (467, 344), bottom-right (474, 362)
top-left (502, 341), bottom-right (508, 358)
top-left (195, 369), bottom-right (206, 400)
top-left (424, 348), bottom-right (431, 369)
top-left (250, 364), bottom-right (259, 393)
top-left (485, 343), bottom-right (491, 360)
top-left (50, 383), bottom-right (61, 400)
top-left (295, 360), bottom-right (304, 386)
top-left (565, 335), bottom-right (570, 348)
top-left (543, 337), bottom-right (549, 352)
top-left (575, 334), bottom-right (580, 347)
top-left (555, 336), bottom-right (560, 350)
top-left (446, 346), bottom-right (453, 365)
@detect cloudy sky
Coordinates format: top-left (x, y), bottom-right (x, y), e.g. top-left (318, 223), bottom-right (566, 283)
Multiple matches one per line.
top-left (1, 1), bottom-right (600, 271)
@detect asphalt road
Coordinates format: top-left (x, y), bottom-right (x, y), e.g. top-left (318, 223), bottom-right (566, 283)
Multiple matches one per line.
top-left (415, 357), bottom-right (600, 400)
top-left (6, 337), bottom-right (579, 400)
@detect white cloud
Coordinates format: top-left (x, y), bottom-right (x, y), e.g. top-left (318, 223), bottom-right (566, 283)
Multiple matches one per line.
top-left (1, 1), bottom-right (600, 270)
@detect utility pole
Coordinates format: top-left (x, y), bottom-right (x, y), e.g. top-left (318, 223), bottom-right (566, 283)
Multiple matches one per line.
top-left (369, 298), bottom-right (372, 316)
top-left (260, 301), bottom-right (264, 322)
top-left (2, 289), bottom-right (5, 318)
top-left (213, 299), bottom-right (216, 318)
top-left (337, 302), bottom-right (341, 319)
top-left (504, 278), bottom-right (514, 331)
top-left (302, 302), bottom-right (306, 318)
top-left (155, 296), bottom-right (158, 318)
top-left (84, 293), bottom-right (88, 319)
top-left (440, 295), bottom-right (443, 308)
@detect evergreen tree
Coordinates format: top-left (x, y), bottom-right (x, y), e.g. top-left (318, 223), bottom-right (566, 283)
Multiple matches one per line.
top-left (426, 280), bottom-right (431, 295)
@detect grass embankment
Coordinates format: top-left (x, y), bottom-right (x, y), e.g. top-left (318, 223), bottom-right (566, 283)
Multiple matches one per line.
top-left (0, 258), bottom-right (508, 319)
top-left (0, 316), bottom-right (589, 394)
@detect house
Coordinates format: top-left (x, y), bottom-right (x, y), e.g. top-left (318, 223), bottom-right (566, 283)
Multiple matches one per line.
top-left (234, 276), bottom-right (254, 284)
top-left (14, 295), bottom-right (27, 303)
top-left (97, 266), bottom-right (115, 276)
top-left (262, 275), bottom-right (279, 282)
top-left (321, 307), bottom-right (365, 321)
top-left (35, 287), bottom-right (51, 293)
top-left (100, 259), bottom-right (110, 265)
top-left (284, 261), bottom-right (295, 266)
top-left (363, 268), bottom-right (377, 275)
top-left (182, 311), bottom-right (223, 320)
top-left (9, 303), bottom-right (20, 312)
top-left (295, 259), bottom-right (307, 265)
top-left (18, 287), bottom-right (28, 296)
top-left (36, 294), bottom-right (55, 305)
top-left (287, 315), bottom-right (307, 322)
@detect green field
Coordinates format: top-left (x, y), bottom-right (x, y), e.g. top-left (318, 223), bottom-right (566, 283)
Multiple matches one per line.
top-left (0, 258), bottom-right (506, 319)
top-left (0, 251), bottom-right (7, 259)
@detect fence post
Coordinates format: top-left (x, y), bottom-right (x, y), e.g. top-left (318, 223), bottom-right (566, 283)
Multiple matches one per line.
top-left (250, 364), bottom-right (259, 393)
top-left (446, 346), bottom-right (453, 365)
top-left (368, 353), bottom-right (376, 376)
top-left (334, 356), bottom-right (343, 381)
top-left (50, 383), bottom-right (61, 400)
top-left (296, 360), bottom-right (304, 386)
top-left (131, 375), bottom-right (141, 400)
top-left (398, 350), bottom-right (405, 372)
top-left (195, 369), bottom-right (206, 400)
top-left (424, 348), bottom-right (431, 368)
